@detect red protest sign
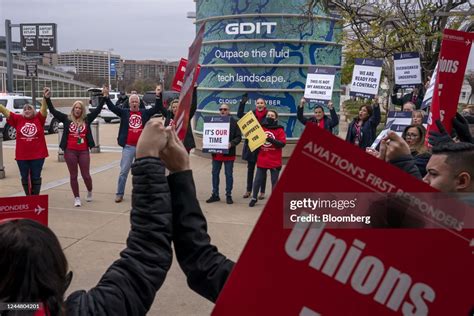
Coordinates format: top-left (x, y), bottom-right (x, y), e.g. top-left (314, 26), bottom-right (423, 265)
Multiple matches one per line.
top-left (171, 58), bottom-right (201, 93)
top-left (174, 23), bottom-right (206, 141)
top-left (0, 195), bottom-right (48, 226)
top-left (427, 29), bottom-right (474, 136)
top-left (213, 125), bottom-right (474, 316)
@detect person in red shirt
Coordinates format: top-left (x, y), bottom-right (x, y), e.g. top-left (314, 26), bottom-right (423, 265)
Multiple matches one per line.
top-left (249, 110), bottom-right (286, 207)
top-left (0, 99), bottom-right (48, 195)
top-left (45, 87), bottom-right (106, 207)
top-left (297, 98), bottom-right (339, 132)
top-left (105, 85), bottom-right (162, 203)
top-left (205, 103), bottom-right (242, 205)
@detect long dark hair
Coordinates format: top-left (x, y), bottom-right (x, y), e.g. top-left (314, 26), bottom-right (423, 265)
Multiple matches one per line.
top-left (358, 104), bottom-right (373, 122)
top-left (0, 219), bottom-right (68, 316)
top-left (401, 124), bottom-right (427, 154)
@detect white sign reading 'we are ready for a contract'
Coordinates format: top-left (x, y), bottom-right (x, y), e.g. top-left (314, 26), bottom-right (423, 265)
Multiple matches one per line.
top-left (350, 58), bottom-right (383, 99)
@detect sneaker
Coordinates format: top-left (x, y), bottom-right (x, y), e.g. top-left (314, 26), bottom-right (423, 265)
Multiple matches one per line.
top-left (86, 191), bottom-right (93, 202)
top-left (258, 193), bottom-right (265, 200)
top-left (115, 195), bottom-right (123, 203)
top-left (243, 191), bottom-right (251, 198)
top-left (206, 195), bottom-right (220, 203)
top-left (249, 198), bottom-right (257, 207)
top-left (74, 197), bottom-right (81, 207)
top-left (226, 196), bottom-right (233, 204)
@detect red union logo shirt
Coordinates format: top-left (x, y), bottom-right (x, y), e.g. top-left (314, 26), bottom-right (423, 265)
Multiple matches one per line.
top-left (20, 122), bottom-right (38, 138)
top-left (126, 112), bottom-right (144, 146)
top-left (7, 113), bottom-right (48, 160)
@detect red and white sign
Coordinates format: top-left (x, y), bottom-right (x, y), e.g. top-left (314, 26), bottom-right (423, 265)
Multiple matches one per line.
top-left (427, 29), bottom-right (474, 136)
top-left (0, 195), bottom-right (48, 226)
top-left (213, 124), bottom-right (474, 316)
top-left (171, 58), bottom-right (201, 93)
top-left (174, 23), bottom-right (206, 141)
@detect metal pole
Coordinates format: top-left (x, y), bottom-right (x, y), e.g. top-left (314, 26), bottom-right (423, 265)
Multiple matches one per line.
top-left (108, 50), bottom-right (111, 91)
top-left (5, 19), bottom-right (14, 93)
top-left (0, 133), bottom-right (5, 179)
top-left (31, 76), bottom-right (36, 105)
top-left (57, 123), bottom-right (64, 162)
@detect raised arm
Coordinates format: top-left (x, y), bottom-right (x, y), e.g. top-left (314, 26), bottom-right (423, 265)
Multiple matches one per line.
top-left (161, 128), bottom-right (235, 302)
top-left (236, 93), bottom-right (249, 119)
top-left (144, 85), bottom-right (164, 117)
top-left (39, 88), bottom-right (48, 118)
top-left (65, 120), bottom-right (173, 315)
top-left (328, 101), bottom-right (339, 129)
top-left (189, 86), bottom-right (198, 120)
top-left (0, 104), bottom-right (11, 119)
top-left (86, 86), bottom-right (107, 122)
top-left (104, 95), bottom-right (123, 117)
top-left (297, 97), bottom-right (308, 125)
top-left (44, 87), bottom-right (68, 122)
top-left (369, 101), bottom-right (381, 128)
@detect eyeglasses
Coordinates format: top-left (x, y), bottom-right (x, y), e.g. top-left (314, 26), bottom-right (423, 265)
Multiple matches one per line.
top-left (405, 133), bottom-right (419, 139)
top-left (219, 108), bottom-right (228, 112)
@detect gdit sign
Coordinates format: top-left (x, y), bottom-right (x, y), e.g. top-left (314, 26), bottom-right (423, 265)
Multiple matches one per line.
top-left (225, 22), bottom-right (277, 35)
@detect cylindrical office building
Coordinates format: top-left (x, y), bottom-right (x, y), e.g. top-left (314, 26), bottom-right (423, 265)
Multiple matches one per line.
top-left (193, 0), bottom-right (342, 144)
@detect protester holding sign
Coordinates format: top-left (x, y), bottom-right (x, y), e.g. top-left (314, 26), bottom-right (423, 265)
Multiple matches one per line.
top-left (249, 110), bottom-right (286, 207)
top-left (345, 100), bottom-right (381, 149)
top-left (237, 94), bottom-right (267, 200)
top-left (106, 85), bottom-right (162, 203)
top-left (401, 125), bottom-right (431, 177)
top-left (297, 97), bottom-right (338, 132)
top-left (391, 86), bottom-right (424, 110)
top-left (0, 118), bottom-right (174, 316)
top-left (0, 97), bottom-right (48, 196)
top-left (45, 87), bottom-right (106, 207)
top-left (206, 104), bottom-right (242, 205)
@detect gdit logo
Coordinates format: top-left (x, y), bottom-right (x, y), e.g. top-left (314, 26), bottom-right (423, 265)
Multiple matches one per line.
top-left (225, 22), bottom-right (277, 35)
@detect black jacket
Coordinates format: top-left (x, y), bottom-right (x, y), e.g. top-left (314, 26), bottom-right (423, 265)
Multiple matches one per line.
top-left (237, 100), bottom-right (268, 162)
top-left (46, 98), bottom-right (104, 151)
top-left (65, 157), bottom-right (172, 315)
top-left (212, 116), bottom-right (242, 157)
top-left (159, 88), bottom-right (197, 151)
top-left (297, 106), bottom-right (339, 133)
top-left (168, 170), bottom-right (234, 302)
top-left (346, 105), bottom-right (381, 149)
top-left (389, 155), bottom-right (422, 179)
top-left (106, 97), bottom-right (161, 147)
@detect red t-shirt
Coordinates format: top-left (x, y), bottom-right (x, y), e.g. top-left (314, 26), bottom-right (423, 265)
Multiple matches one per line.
top-left (126, 111), bottom-right (144, 146)
top-left (7, 113), bottom-right (48, 161)
top-left (257, 126), bottom-right (286, 169)
top-left (67, 122), bottom-right (88, 151)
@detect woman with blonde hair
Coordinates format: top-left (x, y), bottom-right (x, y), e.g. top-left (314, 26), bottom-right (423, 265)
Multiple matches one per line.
top-left (411, 110), bottom-right (425, 126)
top-left (45, 87), bottom-right (106, 206)
top-left (0, 99), bottom-right (48, 195)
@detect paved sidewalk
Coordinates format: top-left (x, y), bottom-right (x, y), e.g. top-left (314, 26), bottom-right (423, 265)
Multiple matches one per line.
top-left (0, 121), bottom-right (265, 315)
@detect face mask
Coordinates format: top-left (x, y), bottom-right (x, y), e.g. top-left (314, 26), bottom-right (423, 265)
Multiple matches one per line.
top-left (266, 118), bottom-right (276, 125)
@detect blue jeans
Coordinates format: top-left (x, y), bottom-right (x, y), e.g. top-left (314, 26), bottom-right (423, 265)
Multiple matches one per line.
top-left (116, 145), bottom-right (136, 196)
top-left (211, 159), bottom-right (234, 197)
top-left (17, 159), bottom-right (45, 181)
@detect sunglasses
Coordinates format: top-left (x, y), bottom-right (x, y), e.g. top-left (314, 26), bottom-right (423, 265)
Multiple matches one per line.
top-left (219, 108), bottom-right (229, 112)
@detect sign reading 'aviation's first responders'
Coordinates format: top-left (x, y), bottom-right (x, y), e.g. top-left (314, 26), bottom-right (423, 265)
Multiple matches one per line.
top-left (350, 58), bottom-right (383, 99)
top-left (0, 195), bottom-right (48, 226)
top-left (304, 67), bottom-right (336, 105)
top-left (213, 124), bottom-right (473, 316)
top-left (394, 52), bottom-right (422, 88)
top-left (20, 24), bottom-right (57, 54)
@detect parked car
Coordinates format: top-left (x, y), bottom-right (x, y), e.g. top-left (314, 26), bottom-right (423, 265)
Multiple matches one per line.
top-left (142, 90), bottom-right (179, 110)
top-left (0, 95), bottom-right (59, 140)
top-left (87, 88), bottom-right (121, 123)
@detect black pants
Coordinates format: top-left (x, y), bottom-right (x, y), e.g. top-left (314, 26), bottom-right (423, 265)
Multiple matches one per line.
top-left (252, 167), bottom-right (280, 200)
top-left (246, 161), bottom-right (266, 193)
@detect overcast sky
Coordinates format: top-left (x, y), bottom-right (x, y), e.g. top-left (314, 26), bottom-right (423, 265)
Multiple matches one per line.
top-left (0, 0), bottom-right (196, 61)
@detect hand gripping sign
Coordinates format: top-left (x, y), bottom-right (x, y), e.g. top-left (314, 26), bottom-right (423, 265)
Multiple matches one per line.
top-left (0, 195), bottom-right (48, 226)
top-left (213, 124), bottom-right (474, 316)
